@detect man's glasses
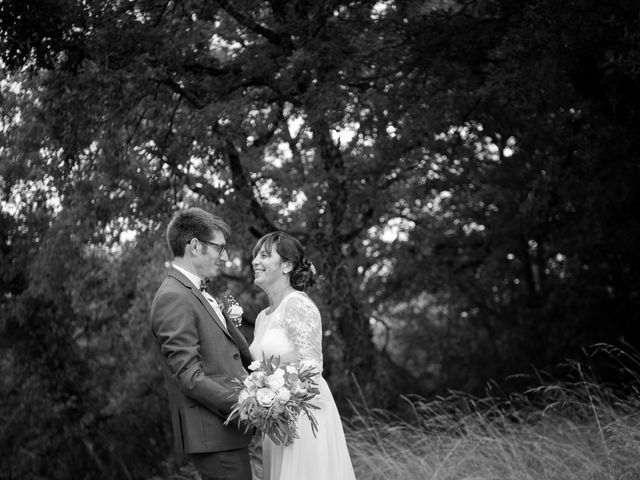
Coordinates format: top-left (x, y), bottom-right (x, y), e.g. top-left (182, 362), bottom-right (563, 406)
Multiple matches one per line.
top-left (198, 239), bottom-right (227, 256)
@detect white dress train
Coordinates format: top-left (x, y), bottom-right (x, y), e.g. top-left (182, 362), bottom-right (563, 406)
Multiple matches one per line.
top-left (249, 291), bottom-right (357, 480)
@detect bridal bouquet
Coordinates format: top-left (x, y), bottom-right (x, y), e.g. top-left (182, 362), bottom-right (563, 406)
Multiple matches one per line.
top-left (225, 355), bottom-right (320, 446)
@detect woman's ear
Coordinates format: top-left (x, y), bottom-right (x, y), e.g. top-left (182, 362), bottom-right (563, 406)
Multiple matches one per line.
top-left (282, 261), bottom-right (293, 275)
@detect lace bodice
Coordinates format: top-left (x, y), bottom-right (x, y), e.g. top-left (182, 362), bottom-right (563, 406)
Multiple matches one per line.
top-left (250, 291), bottom-right (323, 371)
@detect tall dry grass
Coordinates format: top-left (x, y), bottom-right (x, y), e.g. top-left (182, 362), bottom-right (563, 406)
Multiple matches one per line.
top-left (346, 345), bottom-right (640, 480)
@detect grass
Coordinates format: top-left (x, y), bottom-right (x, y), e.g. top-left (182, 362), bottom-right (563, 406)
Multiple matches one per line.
top-left (346, 394), bottom-right (640, 480)
top-left (162, 345), bottom-right (640, 480)
top-left (345, 346), bottom-right (640, 480)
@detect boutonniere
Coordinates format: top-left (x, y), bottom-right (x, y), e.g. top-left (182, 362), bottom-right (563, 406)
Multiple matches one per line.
top-left (219, 294), bottom-right (244, 327)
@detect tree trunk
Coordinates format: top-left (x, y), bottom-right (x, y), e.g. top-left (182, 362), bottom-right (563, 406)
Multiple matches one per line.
top-left (311, 120), bottom-right (406, 409)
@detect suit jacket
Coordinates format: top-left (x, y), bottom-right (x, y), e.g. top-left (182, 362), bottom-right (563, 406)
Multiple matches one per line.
top-left (150, 267), bottom-right (253, 454)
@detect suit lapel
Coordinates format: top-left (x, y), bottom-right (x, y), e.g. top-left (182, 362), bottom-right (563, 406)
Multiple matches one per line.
top-left (194, 290), bottom-right (234, 338)
top-left (225, 318), bottom-right (252, 369)
top-left (225, 316), bottom-right (249, 349)
top-left (168, 268), bottom-right (235, 341)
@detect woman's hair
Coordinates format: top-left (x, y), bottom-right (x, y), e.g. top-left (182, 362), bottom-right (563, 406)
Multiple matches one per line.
top-left (253, 231), bottom-right (316, 291)
top-left (166, 207), bottom-right (230, 257)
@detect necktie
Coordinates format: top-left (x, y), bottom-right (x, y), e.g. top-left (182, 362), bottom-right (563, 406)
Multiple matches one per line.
top-left (200, 279), bottom-right (208, 292)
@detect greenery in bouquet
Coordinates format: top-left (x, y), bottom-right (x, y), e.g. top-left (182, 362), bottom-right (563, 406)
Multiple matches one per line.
top-left (225, 354), bottom-right (320, 446)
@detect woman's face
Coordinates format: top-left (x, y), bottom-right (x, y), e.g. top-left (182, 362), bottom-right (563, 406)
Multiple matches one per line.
top-left (252, 242), bottom-right (290, 289)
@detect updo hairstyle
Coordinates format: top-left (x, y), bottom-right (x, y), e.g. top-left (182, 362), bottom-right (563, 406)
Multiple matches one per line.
top-left (253, 231), bottom-right (316, 291)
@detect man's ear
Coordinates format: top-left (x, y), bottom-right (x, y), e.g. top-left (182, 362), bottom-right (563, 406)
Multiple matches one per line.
top-left (187, 238), bottom-right (199, 256)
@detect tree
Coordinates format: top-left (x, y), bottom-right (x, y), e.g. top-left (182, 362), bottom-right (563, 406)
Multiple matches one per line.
top-left (372, 0), bottom-right (640, 390)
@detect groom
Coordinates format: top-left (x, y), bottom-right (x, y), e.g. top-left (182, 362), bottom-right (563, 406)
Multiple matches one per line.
top-left (150, 207), bottom-right (253, 480)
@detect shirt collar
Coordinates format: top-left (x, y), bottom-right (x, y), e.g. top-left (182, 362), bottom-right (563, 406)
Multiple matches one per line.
top-left (173, 264), bottom-right (202, 290)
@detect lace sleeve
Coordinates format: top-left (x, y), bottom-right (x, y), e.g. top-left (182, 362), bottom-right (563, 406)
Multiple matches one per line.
top-left (282, 293), bottom-right (323, 372)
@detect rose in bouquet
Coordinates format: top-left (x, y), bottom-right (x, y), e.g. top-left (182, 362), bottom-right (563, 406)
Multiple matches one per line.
top-left (224, 354), bottom-right (320, 446)
top-left (218, 294), bottom-right (244, 327)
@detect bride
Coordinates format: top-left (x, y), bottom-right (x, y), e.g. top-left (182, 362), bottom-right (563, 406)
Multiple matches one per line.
top-left (249, 231), bottom-right (357, 480)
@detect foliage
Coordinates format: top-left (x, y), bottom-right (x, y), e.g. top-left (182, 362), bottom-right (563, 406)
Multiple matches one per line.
top-left (366, 0), bottom-right (640, 392)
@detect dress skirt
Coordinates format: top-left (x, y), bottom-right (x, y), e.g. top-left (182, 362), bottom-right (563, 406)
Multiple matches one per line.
top-left (261, 377), bottom-right (356, 480)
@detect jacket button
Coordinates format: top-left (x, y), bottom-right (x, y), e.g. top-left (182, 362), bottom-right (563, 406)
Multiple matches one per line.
top-left (233, 353), bottom-right (240, 360)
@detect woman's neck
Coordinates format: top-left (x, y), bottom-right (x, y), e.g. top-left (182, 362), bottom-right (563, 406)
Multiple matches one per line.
top-left (265, 284), bottom-right (296, 313)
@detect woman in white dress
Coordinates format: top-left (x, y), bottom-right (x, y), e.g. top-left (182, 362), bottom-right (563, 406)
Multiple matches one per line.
top-left (249, 231), bottom-right (357, 480)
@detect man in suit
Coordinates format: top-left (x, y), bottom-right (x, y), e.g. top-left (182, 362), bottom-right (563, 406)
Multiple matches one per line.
top-left (150, 207), bottom-right (253, 480)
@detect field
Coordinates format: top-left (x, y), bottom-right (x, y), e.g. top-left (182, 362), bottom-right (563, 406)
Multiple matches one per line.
top-left (347, 383), bottom-right (640, 479)
top-left (167, 348), bottom-right (640, 480)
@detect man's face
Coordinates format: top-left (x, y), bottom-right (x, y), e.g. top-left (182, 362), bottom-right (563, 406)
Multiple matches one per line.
top-left (194, 229), bottom-right (228, 279)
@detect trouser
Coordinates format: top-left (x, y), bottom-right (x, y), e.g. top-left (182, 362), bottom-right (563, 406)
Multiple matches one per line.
top-left (187, 447), bottom-right (252, 480)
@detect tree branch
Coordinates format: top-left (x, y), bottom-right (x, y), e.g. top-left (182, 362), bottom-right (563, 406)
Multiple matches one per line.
top-left (155, 78), bottom-right (206, 109)
top-left (223, 139), bottom-right (278, 234)
top-left (215, 0), bottom-right (295, 52)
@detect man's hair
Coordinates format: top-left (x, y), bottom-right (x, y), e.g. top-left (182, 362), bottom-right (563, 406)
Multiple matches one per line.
top-left (166, 207), bottom-right (230, 257)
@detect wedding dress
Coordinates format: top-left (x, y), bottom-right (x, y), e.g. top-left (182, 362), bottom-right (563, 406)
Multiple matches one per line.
top-left (249, 291), bottom-right (357, 480)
